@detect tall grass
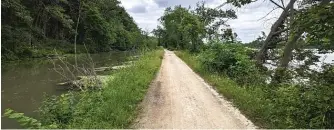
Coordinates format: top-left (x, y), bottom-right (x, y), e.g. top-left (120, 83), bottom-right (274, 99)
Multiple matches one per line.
top-left (67, 49), bottom-right (164, 128)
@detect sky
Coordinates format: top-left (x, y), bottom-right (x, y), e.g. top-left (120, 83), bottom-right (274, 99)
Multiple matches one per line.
top-left (120, 0), bottom-right (285, 43)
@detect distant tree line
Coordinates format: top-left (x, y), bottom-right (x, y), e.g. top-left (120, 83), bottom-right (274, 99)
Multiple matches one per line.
top-left (152, 2), bottom-right (238, 52)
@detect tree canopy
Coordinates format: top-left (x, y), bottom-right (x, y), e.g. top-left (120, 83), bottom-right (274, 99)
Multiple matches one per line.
top-left (2, 0), bottom-right (156, 61)
top-left (156, 2), bottom-right (238, 52)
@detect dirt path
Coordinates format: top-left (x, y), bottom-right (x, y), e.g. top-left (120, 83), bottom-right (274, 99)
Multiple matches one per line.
top-left (134, 50), bottom-right (256, 129)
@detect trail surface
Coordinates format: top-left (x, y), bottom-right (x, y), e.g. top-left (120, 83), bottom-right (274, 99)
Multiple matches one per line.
top-left (134, 50), bottom-right (256, 129)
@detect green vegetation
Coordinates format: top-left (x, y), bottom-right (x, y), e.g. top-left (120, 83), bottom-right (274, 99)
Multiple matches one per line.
top-left (159, 1), bottom-right (333, 128)
top-left (176, 44), bottom-right (334, 128)
top-left (153, 2), bottom-right (237, 52)
top-left (3, 0), bottom-right (334, 129)
top-left (198, 43), bottom-right (264, 85)
top-left (4, 49), bottom-right (164, 128)
top-left (2, 0), bottom-right (157, 61)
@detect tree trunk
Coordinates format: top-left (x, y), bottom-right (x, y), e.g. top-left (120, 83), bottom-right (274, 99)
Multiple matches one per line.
top-left (279, 4), bottom-right (297, 69)
top-left (158, 34), bottom-right (161, 46)
top-left (279, 32), bottom-right (302, 68)
top-left (271, 31), bottom-right (301, 84)
top-left (255, 0), bottom-right (297, 64)
top-left (74, 0), bottom-right (82, 68)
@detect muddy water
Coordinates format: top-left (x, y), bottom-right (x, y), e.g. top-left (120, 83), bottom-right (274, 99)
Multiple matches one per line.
top-left (1, 51), bottom-right (135, 128)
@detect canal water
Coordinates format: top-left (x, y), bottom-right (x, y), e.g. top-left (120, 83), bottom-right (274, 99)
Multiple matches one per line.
top-left (1, 51), bottom-right (135, 128)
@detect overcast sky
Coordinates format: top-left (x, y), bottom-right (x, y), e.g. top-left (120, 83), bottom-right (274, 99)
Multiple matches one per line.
top-left (120, 0), bottom-right (285, 43)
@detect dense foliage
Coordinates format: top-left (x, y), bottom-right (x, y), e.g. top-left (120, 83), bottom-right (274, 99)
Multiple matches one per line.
top-left (155, 2), bottom-right (238, 52)
top-left (2, 0), bottom-right (156, 61)
top-left (199, 43), bottom-right (264, 85)
top-left (158, 6), bottom-right (205, 52)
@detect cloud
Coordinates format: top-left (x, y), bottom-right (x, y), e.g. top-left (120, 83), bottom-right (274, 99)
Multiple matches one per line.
top-left (153, 0), bottom-right (214, 8)
top-left (154, 0), bottom-right (169, 7)
top-left (120, 0), bottom-right (285, 43)
top-left (128, 5), bottom-right (147, 13)
top-left (223, 0), bottom-right (284, 42)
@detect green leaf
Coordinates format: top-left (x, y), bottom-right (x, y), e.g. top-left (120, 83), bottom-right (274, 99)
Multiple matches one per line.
top-left (8, 112), bottom-right (24, 119)
top-left (3, 109), bottom-right (14, 116)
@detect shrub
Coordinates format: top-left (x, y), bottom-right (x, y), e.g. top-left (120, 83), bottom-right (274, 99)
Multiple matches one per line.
top-left (198, 43), bottom-right (265, 85)
top-left (302, 64), bottom-right (334, 128)
top-left (38, 93), bottom-right (78, 128)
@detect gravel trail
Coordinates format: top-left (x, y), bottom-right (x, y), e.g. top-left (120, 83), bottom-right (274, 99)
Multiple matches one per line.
top-left (134, 50), bottom-right (256, 129)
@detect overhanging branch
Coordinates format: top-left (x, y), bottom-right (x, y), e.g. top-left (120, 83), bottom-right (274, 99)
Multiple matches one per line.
top-left (269, 0), bottom-right (285, 10)
top-left (273, 28), bottom-right (289, 35)
top-left (257, 7), bottom-right (279, 21)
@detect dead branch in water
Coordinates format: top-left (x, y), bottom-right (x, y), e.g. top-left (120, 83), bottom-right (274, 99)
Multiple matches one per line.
top-left (51, 45), bottom-right (101, 91)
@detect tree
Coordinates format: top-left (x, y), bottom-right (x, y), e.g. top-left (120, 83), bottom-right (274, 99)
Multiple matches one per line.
top-left (194, 1), bottom-right (237, 41)
top-left (273, 2), bottom-right (334, 83)
top-left (255, 0), bottom-right (297, 64)
top-left (245, 31), bottom-right (266, 48)
top-left (159, 6), bottom-right (205, 51)
top-left (225, 0), bottom-right (334, 84)
top-left (152, 26), bottom-right (165, 46)
top-left (158, 3), bottom-right (237, 52)
top-left (74, 0), bottom-right (82, 67)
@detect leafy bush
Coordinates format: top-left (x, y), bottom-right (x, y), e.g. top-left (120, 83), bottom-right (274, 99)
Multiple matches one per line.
top-left (271, 64), bottom-right (333, 128)
top-left (199, 43), bottom-right (265, 85)
top-left (302, 64), bottom-right (334, 128)
top-left (38, 93), bottom-right (78, 128)
top-left (272, 75), bottom-right (334, 128)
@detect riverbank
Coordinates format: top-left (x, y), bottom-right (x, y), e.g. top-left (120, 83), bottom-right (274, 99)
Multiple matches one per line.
top-left (1, 50), bottom-right (135, 129)
top-left (4, 49), bottom-right (164, 128)
top-left (175, 51), bottom-right (333, 129)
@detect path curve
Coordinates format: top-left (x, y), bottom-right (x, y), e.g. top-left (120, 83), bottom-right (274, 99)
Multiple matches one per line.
top-left (134, 50), bottom-right (256, 129)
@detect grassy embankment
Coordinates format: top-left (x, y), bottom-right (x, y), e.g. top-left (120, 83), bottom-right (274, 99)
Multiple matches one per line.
top-left (175, 51), bottom-right (273, 128)
top-left (68, 49), bottom-right (164, 128)
top-left (4, 49), bottom-right (164, 129)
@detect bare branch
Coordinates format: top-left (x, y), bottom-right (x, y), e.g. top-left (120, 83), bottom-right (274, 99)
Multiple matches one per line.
top-left (263, 17), bottom-right (279, 24)
top-left (280, 0), bottom-right (285, 8)
top-left (216, 0), bottom-right (257, 8)
top-left (255, 0), bottom-right (297, 64)
top-left (257, 7), bottom-right (279, 21)
top-left (269, 0), bottom-right (285, 9)
top-left (215, 2), bottom-right (227, 9)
